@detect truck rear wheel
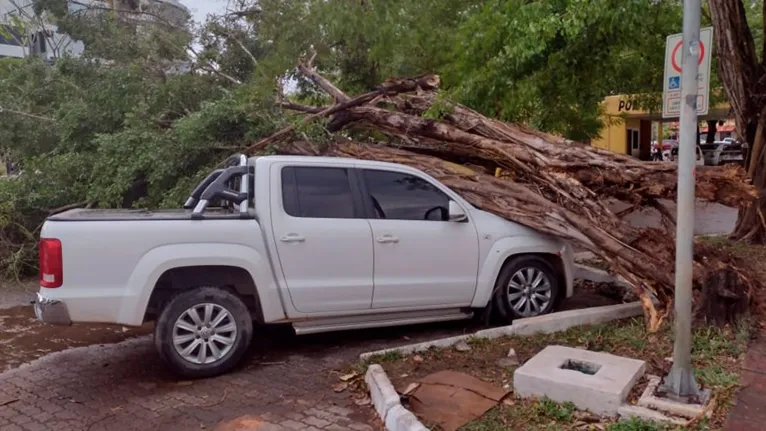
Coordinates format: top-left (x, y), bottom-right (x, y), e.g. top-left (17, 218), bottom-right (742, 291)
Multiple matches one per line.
top-left (492, 256), bottom-right (560, 322)
top-left (154, 286), bottom-right (253, 378)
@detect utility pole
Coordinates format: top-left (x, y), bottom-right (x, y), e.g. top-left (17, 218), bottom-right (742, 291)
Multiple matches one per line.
top-left (662, 0), bottom-right (701, 398)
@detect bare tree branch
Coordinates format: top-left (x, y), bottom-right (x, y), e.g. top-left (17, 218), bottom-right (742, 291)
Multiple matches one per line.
top-left (298, 55), bottom-right (350, 103)
top-left (0, 106), bottom-right (55, 122)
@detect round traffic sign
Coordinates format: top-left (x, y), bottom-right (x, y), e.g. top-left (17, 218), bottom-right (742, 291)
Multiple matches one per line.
top-left (671, 39), bottom-right (705, 73)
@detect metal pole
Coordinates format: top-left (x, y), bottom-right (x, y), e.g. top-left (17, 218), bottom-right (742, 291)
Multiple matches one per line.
top-left (662, 0), bottom-right (701, 398)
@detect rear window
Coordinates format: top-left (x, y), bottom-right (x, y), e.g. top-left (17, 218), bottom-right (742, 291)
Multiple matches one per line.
top-left (281, 166), bottom-right (357, 219)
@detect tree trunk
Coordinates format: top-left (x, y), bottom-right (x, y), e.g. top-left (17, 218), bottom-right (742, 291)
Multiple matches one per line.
top-left (709, 0), bottom-right (766, 243)
top-left (732, 131), bottom-right (766, 242)
top-left (706, 120), bottom-right (718, 144)
top-left (260, 59), bottom-right (761, 329)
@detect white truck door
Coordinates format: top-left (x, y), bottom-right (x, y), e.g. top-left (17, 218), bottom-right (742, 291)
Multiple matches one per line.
top-left (271, 164), bottom-right (374, 313)
top-left (360, 168), bottom-right (480, 308)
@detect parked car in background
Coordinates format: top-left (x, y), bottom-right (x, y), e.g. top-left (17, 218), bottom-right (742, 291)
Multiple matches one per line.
top-left (35, 154), bottom-right (575, 377)
top-left (700, 141), bottom-right (744, 166)
top-left (665, 144), bottom-right (704, 166)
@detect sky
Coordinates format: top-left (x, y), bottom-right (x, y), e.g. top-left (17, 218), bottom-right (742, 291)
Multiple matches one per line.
top-left (183, 0), bottom-right (229, 23)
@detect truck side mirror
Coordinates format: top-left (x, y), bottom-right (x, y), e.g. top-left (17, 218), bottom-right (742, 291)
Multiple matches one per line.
top-left (448, 200), bottom-right (468, 222)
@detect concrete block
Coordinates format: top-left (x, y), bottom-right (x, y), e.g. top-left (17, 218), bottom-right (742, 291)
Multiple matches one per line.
top-left (365, 364), bottom-right (400, 420)
top-left (384, 405), bottom-right (429, 431)
top-left (514, 345), bottom-right (646, 416)
top-left (618, 404), bottom-right (687, 425)
top-left (637, 375), bottom-right (711, 419)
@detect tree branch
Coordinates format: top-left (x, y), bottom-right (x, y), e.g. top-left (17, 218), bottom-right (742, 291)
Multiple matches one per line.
top-left (49, 201), bottom-right (88, 215)
top-left (247, 73), bottom-right (442, 153)
top-left (278, 102), bottom-right (325, 113)
top-left (298, 56), bottom-right (350, 103)
top-left (0, 107), bottom-right (55, 122)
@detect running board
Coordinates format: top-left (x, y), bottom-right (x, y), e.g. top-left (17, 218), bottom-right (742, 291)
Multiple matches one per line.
top-left (292, 309), bottom-right (474, 335)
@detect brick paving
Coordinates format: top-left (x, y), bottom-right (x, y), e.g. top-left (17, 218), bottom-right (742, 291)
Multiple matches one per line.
top-left (0, 322), bottom-right (472, 431)
top-left (725, 332), bottom-right (766, 430)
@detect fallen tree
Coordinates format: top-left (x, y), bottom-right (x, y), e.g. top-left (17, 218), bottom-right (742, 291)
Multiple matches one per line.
top-left (247, 59), bottom-right (760, 331)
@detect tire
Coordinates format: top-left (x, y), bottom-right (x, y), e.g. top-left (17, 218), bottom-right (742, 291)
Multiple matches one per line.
top-left (492, 256), bottom-right (560, 322)
top-left (154, 286), bottom-right (253, 378)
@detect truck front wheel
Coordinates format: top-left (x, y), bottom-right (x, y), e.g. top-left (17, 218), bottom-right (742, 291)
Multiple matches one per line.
top-left (154, 287), bottom-right (253, 378)
top-left (492, 256), bottom-right (560, 322)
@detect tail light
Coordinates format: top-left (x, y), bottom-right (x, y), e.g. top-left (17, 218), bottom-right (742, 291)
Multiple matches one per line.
top-left (39, 238), bottom-right (63, 288)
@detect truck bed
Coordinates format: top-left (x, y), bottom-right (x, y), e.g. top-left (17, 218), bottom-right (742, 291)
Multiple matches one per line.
top-left (48, 208), bottom-right (250, 221)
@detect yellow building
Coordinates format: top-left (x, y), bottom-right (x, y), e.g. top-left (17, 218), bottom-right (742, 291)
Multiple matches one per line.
top-left (592, 95), bottom-right (733, 159)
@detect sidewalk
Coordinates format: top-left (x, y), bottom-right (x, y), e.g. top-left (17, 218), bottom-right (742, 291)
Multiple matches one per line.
top-left (725, 332), bottom-right (766, 430)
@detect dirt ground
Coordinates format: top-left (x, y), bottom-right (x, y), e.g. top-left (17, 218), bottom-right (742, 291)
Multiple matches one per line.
top-left (0, 278), bottom-right (153, 372)
top-left (0, 304), bottom-right (153, 372)
top-left (0, 277), bottom-right (619, 374)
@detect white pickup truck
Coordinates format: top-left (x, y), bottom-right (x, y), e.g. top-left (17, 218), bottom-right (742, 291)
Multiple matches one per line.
top-left (35, 154), bottom-right (574, 377)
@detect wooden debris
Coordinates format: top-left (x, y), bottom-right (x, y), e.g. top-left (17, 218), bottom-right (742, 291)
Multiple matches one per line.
top-left (246, 60), bottom-right (760, 330)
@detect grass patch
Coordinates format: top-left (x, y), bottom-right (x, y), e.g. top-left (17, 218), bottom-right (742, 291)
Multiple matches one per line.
top-left (697, 363), bottom-right (739, 388)
top-left (356, 350), bottom-right (403, 372)
top-left (364, 350), bottom-right (402, 364)
top-left (372, 316), bottom-right (748, 431)
top-left (534, 398), bottom-right (576, 421)
top-left (606, 417), bottom-right (669, 431)
top-left (467, 335), bottom-right (492, 347)
top-left (460, 398), bottom-right (578, 431)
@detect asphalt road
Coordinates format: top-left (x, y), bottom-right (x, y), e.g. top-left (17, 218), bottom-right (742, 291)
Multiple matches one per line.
top-left (608, 199), bottom-right (737, 235)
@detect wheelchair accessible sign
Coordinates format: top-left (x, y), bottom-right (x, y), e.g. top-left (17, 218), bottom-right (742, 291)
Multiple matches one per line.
top-left (662, 27), bottom-right (713, 118)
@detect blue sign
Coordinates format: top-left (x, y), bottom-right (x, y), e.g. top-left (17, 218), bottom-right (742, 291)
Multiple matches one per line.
top-left (668, 76), bottom-right (680, 90)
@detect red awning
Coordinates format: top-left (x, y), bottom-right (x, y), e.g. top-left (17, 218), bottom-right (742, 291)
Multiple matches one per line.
top-left (700, 124), bottom-right (736, 133)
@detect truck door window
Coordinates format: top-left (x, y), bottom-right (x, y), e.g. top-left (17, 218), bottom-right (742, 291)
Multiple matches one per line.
top-left (281, 166), bottom-right (356, 219)
top-left (362, 170), bottom-right (450, 221)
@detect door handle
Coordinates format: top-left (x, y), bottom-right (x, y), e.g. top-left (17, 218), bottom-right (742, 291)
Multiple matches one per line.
top-left (280, 233), bottom-right (305, 243)
top-left (376, 235), bottom-right (399, 244)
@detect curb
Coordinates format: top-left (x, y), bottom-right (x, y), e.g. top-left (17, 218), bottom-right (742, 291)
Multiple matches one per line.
top-left (365, 364), bottom-right (429, 431)
top-left (360, 302), bottom-right (644, 361)
top-left (475, 302), bottom-right (643, 338)
top-left (360, 334), bottom-right (472, 361)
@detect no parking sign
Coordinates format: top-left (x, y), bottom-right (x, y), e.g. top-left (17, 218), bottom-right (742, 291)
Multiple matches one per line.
top-left (662, 27), bottom-right (713, 118)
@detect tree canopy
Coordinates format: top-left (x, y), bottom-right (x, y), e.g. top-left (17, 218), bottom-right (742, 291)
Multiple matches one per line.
top-left (0, 0), bottom-right (704, 275)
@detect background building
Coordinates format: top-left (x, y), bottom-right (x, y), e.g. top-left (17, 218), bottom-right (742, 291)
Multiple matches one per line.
top-left (592, 95), bottom-right (735, 160)
top-left (0, 0), bottom-right (189, 60)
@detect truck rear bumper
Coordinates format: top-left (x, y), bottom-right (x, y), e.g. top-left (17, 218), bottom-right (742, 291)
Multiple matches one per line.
top-left (34, 292), bottom-right (72, 326)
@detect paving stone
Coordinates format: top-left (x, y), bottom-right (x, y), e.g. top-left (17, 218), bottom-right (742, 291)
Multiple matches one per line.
top-left (301, 416), bottom-right (331, 428)
top-left (726, 331), bottom-right (766, 430)
top-left (0, 311), bottom-right (486, 431)
top-left (278, 419), bottom-right (306, 430)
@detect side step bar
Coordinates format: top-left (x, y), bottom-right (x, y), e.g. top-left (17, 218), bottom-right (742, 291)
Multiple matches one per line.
top-left (292, 309), bottom-right (474, 335)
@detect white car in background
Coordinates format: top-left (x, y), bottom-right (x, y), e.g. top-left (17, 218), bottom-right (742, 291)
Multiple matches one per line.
top-left (663, 145), bottom-right (705, 166)
top-left (700, 141), bottom-right (744, 166)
